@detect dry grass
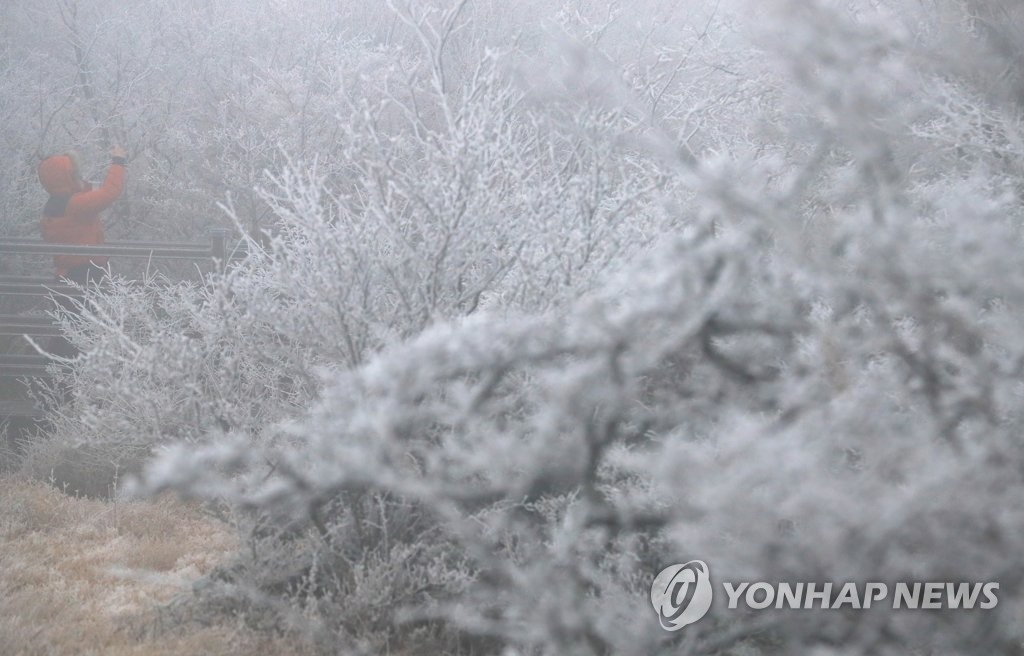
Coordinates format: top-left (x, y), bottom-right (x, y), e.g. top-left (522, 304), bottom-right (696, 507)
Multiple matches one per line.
top-left (0, 475), bottom-right (310, 655)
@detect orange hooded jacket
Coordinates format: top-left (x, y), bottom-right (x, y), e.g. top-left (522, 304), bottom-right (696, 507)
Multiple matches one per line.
top-left (38, 154), bottom-right (125, 277)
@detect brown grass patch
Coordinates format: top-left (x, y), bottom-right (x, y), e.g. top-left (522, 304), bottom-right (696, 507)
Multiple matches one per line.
top-left (0, 475), bottom-right (310, 655)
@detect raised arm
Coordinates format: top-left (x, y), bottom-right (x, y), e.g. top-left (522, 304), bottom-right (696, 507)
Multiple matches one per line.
top-left (68, 147), bottom-right (127, 218)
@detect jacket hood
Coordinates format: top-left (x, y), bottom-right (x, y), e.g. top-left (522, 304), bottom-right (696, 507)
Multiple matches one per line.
top-left (38, 154), bottom-right (81, 196)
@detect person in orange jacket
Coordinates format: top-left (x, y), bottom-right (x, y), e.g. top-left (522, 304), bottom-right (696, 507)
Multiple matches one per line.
top-left (37, 146), bottom-right (127, 286)
top-left (37, 146), bottom-right (126, 360)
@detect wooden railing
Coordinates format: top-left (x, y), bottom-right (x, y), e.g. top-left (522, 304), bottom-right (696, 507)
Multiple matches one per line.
top-left (0, 231), bottom-right (238, 418)
top-left (0, 238), bottom-right (225, 260)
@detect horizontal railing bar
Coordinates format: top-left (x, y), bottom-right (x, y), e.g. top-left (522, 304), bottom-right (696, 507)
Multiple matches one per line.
top-left (0, 354), bottom-right (63, 378)
top-left (0, 316), bottom-right (61, 337)
top-left (2, 237), bottom-right (208, 248)
top-left (0, 238), bottom-right (208, 247)
top-left (0, 283), bottom-right (82, 297)
top-left (1, 241), bottom-right (248, 261)
top-left (0, 330), bottom-right (61, 338)
top-left (0, 366), bottom-right (53, 378)
top-left (0, 328), bottom-right (61, 337)
top-left (0, 243), bottom-right (213, 258)
top-left (0, 275), bottom-right (179, 285)
top-left (0, 354), bottom-right (53, 364)
top-left (0, 315), bottom-right (54, 325)
top-left (0, 274), bottom-right (54, 282)
top-left (0, 278), bottom-right (184, 296)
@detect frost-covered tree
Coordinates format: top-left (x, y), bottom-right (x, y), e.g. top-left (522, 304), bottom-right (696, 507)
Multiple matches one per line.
top-left (36, 0), bottom-right (698, 452)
